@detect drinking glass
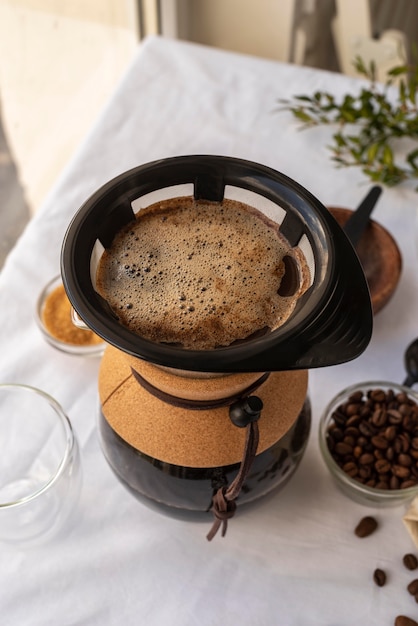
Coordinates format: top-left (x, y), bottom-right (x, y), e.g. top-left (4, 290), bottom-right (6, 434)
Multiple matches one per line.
top-left (0, 384), bottom-right (82, 544)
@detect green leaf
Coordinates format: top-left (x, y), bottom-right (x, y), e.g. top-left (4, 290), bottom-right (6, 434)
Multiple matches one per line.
top-left (294, 95), bottom-right (315, 103)
top-left (292, 109), bottom-right (315, 123)
top-left (367, 143), bottom-right (379, 163)
top-left (332, 132), bottom-right (347, 147)
top-left (353, 55), bottom-right (369, 78)
top-left (363, 168), bottom-right (383, 182)
top-left (407, 148), bottom-right (418, 170)
top-left (370, 60), bottom-right (377, 82)
top-left (388, 65), bottom-right (409, 76)
top-left (340, 109), bottom-right (357, 123)
top-left (382, 145), bottom-right (394, 166)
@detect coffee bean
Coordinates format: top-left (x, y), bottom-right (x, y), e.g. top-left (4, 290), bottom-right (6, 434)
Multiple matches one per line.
top-left (332, 411), bottom-right (347, 427)
top-left (395, 617), bottom-right (418, 626)
top-left (335, 441), bottom-right (353, 456)
top-left (403, 554), bottom-right (418, 570)
top-left (388, 409), bottom-right (403, 424)
top-left (359, 421), bottom-right (376, 437)
top-left (345, 426), bottom-right (360, 438)
top-left (345, 403), bottom-right (361, 417)
top-left (359, 466), bottom-right (372, 479)
top-left (392, 465), bottom-right (411, 479)
top-left (400, 402), bottom-right (412, 414)
top-left (343, 435), bottom-right (356, 447)
top-left (375, 458), bottom-right (391, 473)
top-left (360, 405), bottom-right (371, 418)
top-left (407, 579), bottom-right (418, 595)
top-left (359, 453), bottom-right (375, 465)
top-left (371, 408), bottom-right (387, 427)
top-left (353, 445), bottom-right (363, 458)
top-left (373, 568), bottom-right (386, 586)
top-left (404, 416), bottom-right (416, 432)
top-left (371, 435), bottom-right (389, 450)
top-left (399, 453), bottom-right (413, 467)
top-left (342, 461), bottom-right (358, 477)
top-left (390, 475), bottom-right (400, 489)
top-left (386, 447), bottom-right (395, 461)
top-left (385, 426), bottom-right (398, 441)
top-left (346, 414), bottom-right (362, 427)
top-left (354, 516), bottom-right (378, 538)
top-left (401, 480), bottom-right (418, 489)
top-left (330, 426), bottom-right (344, 441)
top-left (370, 389), bottom-right (386, 402)
top-left (349, 391), bottom-right (364, 403)
top-left (399, 433), bottom-right (411, 452)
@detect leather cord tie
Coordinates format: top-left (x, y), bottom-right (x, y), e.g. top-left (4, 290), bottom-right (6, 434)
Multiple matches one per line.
top-left (130, 367), bottom-right (269, 410)
top-left (206, 396), bottom-right (262, 541)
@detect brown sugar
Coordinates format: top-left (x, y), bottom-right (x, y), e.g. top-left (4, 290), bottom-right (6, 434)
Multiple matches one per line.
top-left (42, 283), bottom-right (103, 346)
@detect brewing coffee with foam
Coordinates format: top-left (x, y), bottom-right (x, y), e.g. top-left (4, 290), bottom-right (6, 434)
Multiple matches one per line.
top-left (96, 196), bottom-right (310, 350)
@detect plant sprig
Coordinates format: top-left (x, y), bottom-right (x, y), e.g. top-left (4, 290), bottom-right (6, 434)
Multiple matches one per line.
top-left (279, 56), bottom-right (418, 189)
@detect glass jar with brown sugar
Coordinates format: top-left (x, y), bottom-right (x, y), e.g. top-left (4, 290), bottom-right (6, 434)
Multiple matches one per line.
top-left (36, 275), bottom-right (105, 356)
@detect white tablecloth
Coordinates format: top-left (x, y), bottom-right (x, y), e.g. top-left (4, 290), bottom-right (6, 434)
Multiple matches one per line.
top-left (1, 36), bottom-right (418, 626)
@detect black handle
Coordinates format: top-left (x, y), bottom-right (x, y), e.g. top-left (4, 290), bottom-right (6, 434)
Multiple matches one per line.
top-left (343, 185), bottom-right (382, 247)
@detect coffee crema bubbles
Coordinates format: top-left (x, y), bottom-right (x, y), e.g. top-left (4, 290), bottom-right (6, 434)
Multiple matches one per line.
top-left (96, 197), bottom-right (310, 350)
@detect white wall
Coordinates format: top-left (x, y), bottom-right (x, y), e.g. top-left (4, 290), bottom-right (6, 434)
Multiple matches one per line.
top-left (177, 0), bottom-right (297, 62)
top-left (0, 0), bottom-right (139, 212)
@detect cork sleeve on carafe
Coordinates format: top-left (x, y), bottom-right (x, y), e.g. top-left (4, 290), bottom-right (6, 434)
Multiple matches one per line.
top-left (98, 346), bottom-right (308, 468)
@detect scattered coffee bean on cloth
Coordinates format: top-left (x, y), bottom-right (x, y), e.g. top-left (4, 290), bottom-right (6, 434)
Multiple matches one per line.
top-left (395, 617), bottom-right (418, 626)
top-left (373, 568), bottom-right (386, 586)
top-left (403, 554), bottom-right (418, 570)
top-left (407, 579), bottom-right (418, 595)
top-left (354, 515), bottom-right (378, 538)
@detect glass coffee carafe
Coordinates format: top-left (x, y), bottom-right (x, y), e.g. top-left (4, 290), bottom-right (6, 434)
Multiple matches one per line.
top-left (61, 156), bottom-right (372, 538)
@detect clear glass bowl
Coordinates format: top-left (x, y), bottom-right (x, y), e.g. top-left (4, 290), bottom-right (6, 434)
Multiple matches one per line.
top-left (319, 381), bottom-right (418, 507)
top-left (0, 384), bottom-right (82, 544)
top-left (36, 275), bottom-right (105, 357)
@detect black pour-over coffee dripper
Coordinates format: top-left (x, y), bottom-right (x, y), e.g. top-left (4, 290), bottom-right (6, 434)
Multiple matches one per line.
top-left (61, 155), bottom-right (372, 373)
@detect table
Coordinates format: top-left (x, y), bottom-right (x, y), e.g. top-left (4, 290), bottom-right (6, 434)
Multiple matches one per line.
top-left (1, 36), bottom-right (418, 626)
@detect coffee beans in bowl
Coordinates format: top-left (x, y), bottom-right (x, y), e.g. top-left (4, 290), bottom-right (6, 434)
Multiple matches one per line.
top-left (318, 382), bottom-right (418, 506)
